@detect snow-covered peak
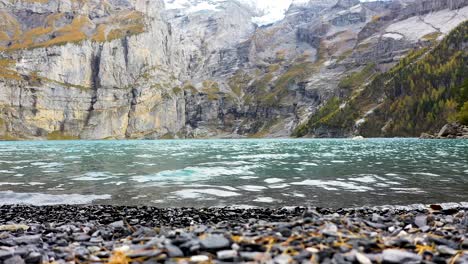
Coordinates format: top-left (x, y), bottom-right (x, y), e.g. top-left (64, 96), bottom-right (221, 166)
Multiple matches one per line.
top-left (164, 0), bottom-right (223, 13)
top-left (239, 0), bottom-right (310, 26)
top-left (164, 0), bottom-right (311, 26)
top-left (163, 0), bottom-right (369, 26)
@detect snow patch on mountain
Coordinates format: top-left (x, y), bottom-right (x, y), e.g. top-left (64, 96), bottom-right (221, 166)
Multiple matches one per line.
top-left (163, 0), bottom-right (310, 26)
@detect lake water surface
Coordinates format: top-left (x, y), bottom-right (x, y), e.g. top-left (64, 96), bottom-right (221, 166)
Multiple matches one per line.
top-left (0, 139), bottom-right (467, 208)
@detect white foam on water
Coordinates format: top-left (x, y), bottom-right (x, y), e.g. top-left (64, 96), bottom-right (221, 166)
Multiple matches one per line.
top-left (391, 187), bottom-right (426, 194)
top-left (291, 180), bottom-right (373, 192)
top-left (185, 184), bottom-right (238, 191)
top-left (0, 182), bottom-right (23, 186)
top-left (72, 172), bottom-right (116, 181)
top-left (132, 195), bottom-right (148, 200)
top-left (348, 175), bottom-right (378, 183)
top-left (253, 197), bottom-right (276, 203)
top-left (173, 189), bottom-right (241, 199)
top-left (132, 165), bottom-right (257, 183)
top-left (234, 153), bottom-right (300, 160)
top-left (13, 174), bottom-right (24, 177)
top-left (0, 191), bottom-right (111, 205)
top-left (412, 172), bottom-right (440, 177)
top-left (375, 183), bottom-right (390, 187)
top-left (239, 176), bottom-right (259, 180)
top-left (264, 178), bottom-right (284, 184)
top-left (64, 156), bottom-right (80, 160)
top-left (0, 170), bottom-right (15, 174)
top-left (269, 184), bottom-right (290, 189)
top-left (104, 181), bottom-right (126, 186)
top-left (386, 181), bottom-right (401, 185)
top-left (48, 184), bottom-right (65, 191)
top-left (135, 154), bottom-right (156, 158)
top-left (331, 160), bottom-right (347, 163)
top-left (240, 185), bottom-right (268, 192)
top-left (292, 192), bottom-right (305, 198)
top-left (298, 162), bottom-right (318, 166)
top-left (199, 161), bottom-right (252, 166)
top-left (31, 162), bottom-right (64, 168)
top-left (29, 182), bottom-right (45, 186)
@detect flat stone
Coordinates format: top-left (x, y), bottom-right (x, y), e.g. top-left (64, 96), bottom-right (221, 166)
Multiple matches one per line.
top-left (0, 250), bottom-right (13, 260)
top-left (200, 235), bottom-right (230, 250)
top-left (240, 251), bottom-right (266, 261)
top-left (190, 255), bottom-right (209, 262)
top-left (274, 254), bottom-right (292, 264)
top-left (437, 245), bottom-right (457, 255)
top-left (217, 250), bottom-right (237, 260)
top-left (420, 225), bottom-right (430, 232)
top-left (109, 221), bottom-right (124, 228)
top-left (74, 235), bottom-right (91, 242)
top-left (165, 245), bottom-right (183, 258)
top-left (356, 252), bottom-right (372, 264)
top-left (13, 235), bottom-right (42, 244)
top-left (382, 249), bottom-right (422, 263)
top-left (414, 215), bottom-right (427, 228)
top-left (4, 255), bottom-right (25, 264)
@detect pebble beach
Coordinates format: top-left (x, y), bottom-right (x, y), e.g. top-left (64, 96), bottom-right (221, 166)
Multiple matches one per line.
top-left (0, 202), bottom-right (467, 263)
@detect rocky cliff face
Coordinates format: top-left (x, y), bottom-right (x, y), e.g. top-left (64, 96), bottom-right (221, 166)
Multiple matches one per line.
top-left (0, 0), bottom-right (467, 139)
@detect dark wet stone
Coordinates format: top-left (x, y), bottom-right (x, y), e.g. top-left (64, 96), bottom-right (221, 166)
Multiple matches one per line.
top-left (462, 239), bottom-right (468, 249)
top-left (278, 227), bottom-right (292, 237)
top-left (293, 250), bottom-right (312, 261)
top-left (200, 235), bottom-right (230, 250)
top-left (0, 250), bottom-right (13, 260)
top-left (428, 237), bottom-right (458, 248)
top-left (24, 252), bottom-right (42, 264)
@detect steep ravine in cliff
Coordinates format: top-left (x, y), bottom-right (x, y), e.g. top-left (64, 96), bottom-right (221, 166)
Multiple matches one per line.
top-left (0, 0), bottom-right (467, 139)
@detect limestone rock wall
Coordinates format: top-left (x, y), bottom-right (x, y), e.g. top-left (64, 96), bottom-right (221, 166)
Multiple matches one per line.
top-left (0, 0), bottom-right (467, 139)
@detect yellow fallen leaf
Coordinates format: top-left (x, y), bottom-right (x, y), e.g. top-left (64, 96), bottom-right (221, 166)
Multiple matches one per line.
top-left (0, 224), bottom-right (29, 231)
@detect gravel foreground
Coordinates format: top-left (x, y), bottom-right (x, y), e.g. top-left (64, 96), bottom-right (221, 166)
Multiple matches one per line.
top-left (0, 203), bottom-right (467, 264)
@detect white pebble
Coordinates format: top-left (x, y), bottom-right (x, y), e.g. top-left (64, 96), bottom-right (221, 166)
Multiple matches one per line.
top-left (190, 255), bottom-right (209, 262)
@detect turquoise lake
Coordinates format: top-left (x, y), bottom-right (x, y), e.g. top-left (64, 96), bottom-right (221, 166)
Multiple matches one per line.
top-left (0, 139), bottom-right (467, 208)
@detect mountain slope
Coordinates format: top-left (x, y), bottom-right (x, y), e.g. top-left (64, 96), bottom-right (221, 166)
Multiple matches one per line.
top-left (294, 21), bottom-right (468, 137)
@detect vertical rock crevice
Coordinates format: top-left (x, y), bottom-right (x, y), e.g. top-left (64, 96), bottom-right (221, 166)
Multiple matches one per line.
top-left (85, 44), bottom-right (103, 127)
top-left (125, 88), bottom-right (139, 138)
